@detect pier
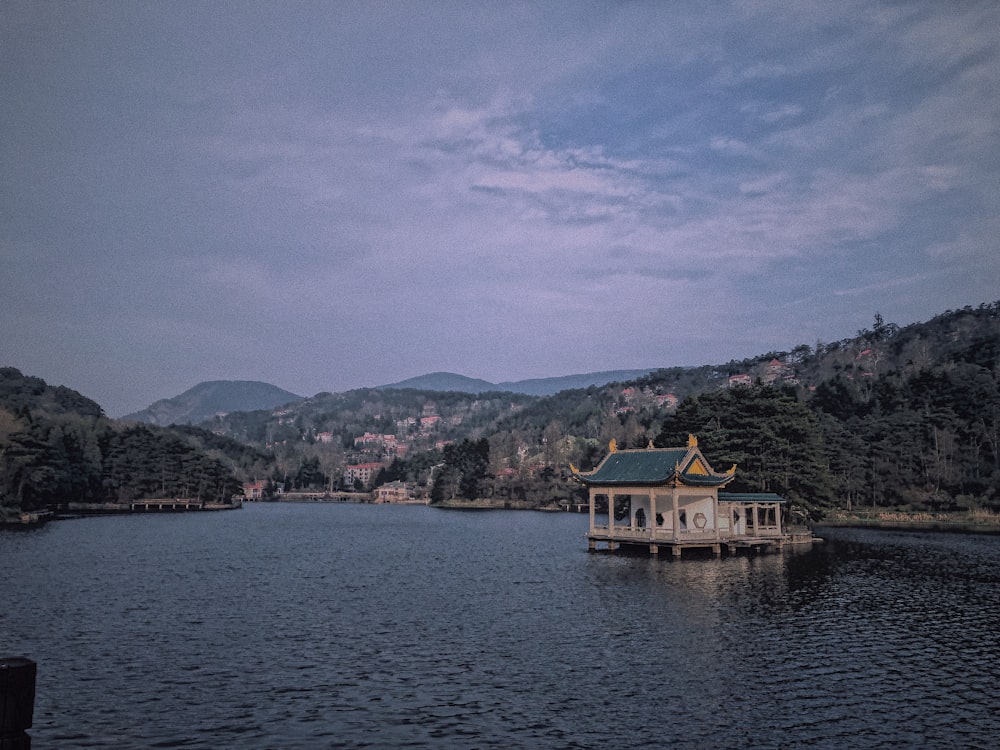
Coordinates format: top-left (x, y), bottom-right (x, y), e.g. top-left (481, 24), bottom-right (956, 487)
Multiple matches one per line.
top-left (48, 498), bottom-right (243, 517)
top-left (131, 498), bottom-right (204, 512)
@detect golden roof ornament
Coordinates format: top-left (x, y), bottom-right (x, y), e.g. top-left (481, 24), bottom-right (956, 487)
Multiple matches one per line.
top-left (687, 434), bottom-right (698, 448)
top-left (609, 438), bottom-right (617, 453)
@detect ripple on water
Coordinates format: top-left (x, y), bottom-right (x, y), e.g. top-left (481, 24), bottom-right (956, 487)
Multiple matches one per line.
top-left (3, 507), bottom-right (1000, 748)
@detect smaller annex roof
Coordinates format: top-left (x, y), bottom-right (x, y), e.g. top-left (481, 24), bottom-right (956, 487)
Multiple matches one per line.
top-left (718, 492), bottom-right (786, 503)
top-left (571, 435), bottom-right (736, 488)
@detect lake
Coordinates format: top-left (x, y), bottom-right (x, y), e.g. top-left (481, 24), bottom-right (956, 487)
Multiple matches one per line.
top-left (2, 503), bottom-right (999, 748)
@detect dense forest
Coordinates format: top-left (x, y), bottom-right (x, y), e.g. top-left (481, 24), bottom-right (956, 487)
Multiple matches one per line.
top-left (203, 303), bottom-right (998, 516)
top-left (3, 302), bottom-right (999, 519)
top-left (0, 368), bottom-right (264, 513)
top-left (383, 303), bottom-right (1000, 517)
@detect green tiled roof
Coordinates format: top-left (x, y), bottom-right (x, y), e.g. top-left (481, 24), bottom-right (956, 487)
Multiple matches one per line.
top-left (575, 447), bottom-right (734, 487)
top-left (581, 448), bottom-right (686, 484)
top-left (718, 492), bottom-right (785, 503)
top-left (680, 473), bottom-right (734, 487)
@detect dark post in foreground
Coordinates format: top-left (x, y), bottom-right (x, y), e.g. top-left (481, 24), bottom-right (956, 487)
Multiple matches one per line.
top-left (0, 657), bottom-right (35, 750)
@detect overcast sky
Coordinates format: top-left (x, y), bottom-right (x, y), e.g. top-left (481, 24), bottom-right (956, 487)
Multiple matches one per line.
top-left (3, 1), bottom-right (998, 417)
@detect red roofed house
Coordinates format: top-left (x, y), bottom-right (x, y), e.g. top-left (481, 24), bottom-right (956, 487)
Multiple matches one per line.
top-left (243, 482), bottom-right (265, 500)
top-left (655, 393), bottom-right (679, 409)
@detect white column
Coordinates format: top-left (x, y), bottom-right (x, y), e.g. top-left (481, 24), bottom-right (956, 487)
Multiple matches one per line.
top-left (649, 488), bottom-right (657, 541)
top-left (589, 487), bottom-right (596, 533)
top-left (671, 486), bottom-right (680, 542)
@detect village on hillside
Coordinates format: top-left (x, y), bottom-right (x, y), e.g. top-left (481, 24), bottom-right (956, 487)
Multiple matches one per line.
top-left (4, 304), bottom-right (999, 519)
top-left (237, 354), bottom-right (820, 505)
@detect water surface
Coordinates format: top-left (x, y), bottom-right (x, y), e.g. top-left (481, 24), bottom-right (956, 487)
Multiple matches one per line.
top-left (3, 504), bottom-right (998, 748)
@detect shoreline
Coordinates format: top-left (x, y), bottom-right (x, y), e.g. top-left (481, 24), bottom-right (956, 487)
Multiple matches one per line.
top-left (430, 498), bottom-right (565, 511)
top-left (814, 517), bottom-right (1000, 536)
top-left (1, 500), bottom-right (244, 526)
top-left (0, 508), bottom-right (54, 528)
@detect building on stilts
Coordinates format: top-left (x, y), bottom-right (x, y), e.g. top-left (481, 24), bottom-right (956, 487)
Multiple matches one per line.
top-left (571, 435), bottom-right (807, 557)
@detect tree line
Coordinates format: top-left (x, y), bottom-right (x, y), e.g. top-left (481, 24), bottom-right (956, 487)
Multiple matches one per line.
top-left (1, 368), bottom-right (259, 511)
top-left (376, 304), bottom-right (1000, 516)
top-left (4, 303), bottom-right (998, 517)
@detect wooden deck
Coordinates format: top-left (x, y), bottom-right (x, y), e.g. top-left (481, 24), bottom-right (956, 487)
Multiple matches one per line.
top-left (586, 525), bottom-right (810, 557)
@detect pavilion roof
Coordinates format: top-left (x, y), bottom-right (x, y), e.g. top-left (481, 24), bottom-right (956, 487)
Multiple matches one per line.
top-left (572, 437), bottom-right (735, 488)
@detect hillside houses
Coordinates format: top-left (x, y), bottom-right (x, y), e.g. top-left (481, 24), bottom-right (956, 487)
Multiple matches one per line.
top-left (354, 432), bottom-right (405, 456)
top-left (727, 358), bottom-right (799, 388)
top-left (762, 358), bottom-right (797, 384)
top-left (615, 386), bottom-right (681, 415)
top-left (144, 304), bottom-right (1000, 515)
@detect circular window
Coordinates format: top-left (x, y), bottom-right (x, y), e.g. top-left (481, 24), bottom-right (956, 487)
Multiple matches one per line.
top-left (693, 512), bottom-right (707, 529)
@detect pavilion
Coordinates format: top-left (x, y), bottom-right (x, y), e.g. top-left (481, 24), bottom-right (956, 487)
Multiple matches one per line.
top-left (571, 435), bottom-right (791, 557)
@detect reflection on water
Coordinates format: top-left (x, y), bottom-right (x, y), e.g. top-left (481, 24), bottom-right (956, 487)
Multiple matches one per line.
top-left (2, 506), bottom-right (998, 748)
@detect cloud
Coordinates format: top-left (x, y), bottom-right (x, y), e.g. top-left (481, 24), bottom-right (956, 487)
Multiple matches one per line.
top-left (756, 104), bottom-right (805, 123)
top-left (2, 1), bottom-right (998, 415)
top-left (832, 273), bottom-right (933, 298)
top-left (709, 136), bottom-right (754, 156)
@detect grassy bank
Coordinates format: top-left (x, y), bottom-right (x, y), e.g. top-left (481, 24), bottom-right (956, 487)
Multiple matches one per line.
top-left (816, 509), bottom-right (1000, 535)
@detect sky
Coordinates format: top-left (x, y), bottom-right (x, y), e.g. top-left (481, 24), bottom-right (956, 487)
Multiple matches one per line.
top-left (3, 1), bottom-right (999, 417)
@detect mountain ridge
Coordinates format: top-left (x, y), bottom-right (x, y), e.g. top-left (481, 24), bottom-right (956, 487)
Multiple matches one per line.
top-left (121, 370), bottom-right (660, 425)
top-left (5, 301), bottom-right (998, 515)
top-left (377, 369), bottom-right (658, 396)
top-left (121, 380), bottom-right (304, 426)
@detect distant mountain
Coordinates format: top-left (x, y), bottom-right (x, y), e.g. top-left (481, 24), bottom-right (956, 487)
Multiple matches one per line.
top-left (1, 369), bottom-right (259, 512)
top-left (378, 372), bottom-right (498, 393)
top-left (496, 370), bottom-right (658, 396)
top-left (121, 381), bottom-right (303, 426)
top-left (378, 369), bottom-right (656, 396)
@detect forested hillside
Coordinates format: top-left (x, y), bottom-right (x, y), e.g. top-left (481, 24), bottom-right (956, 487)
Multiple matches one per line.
top-left (0, 368), bottom-right (264, 512)
top-left (4, 303), bottom-right (998, 519)
top-left (643, 305), bottom-right (1000, 516)
top-left (192, 303), bottom-right (999, 518)
top-left (204, 388), bottom-right (536, 493)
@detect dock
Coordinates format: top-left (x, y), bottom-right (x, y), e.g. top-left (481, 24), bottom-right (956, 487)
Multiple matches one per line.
top-left (131, 498), bottom-right (205, 512)
top-left (47, 498), bottom-right (243, 516)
